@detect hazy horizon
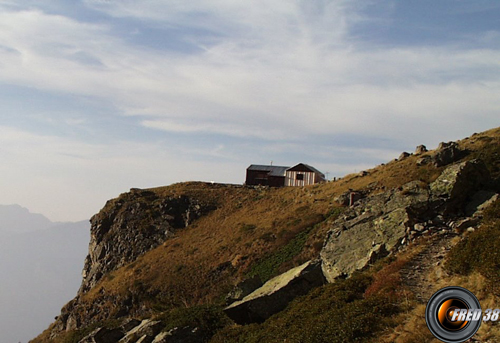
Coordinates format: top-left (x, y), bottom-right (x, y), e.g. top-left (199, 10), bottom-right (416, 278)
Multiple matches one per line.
top-left (0, 205), bottom-right (89, 343)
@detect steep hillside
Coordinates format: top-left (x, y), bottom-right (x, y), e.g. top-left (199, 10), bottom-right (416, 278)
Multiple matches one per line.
top-left (32, 127), bottom-right (500, 343)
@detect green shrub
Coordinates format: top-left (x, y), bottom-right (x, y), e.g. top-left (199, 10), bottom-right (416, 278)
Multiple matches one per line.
top-left (445, 199), bottom-right (500, 293)
top-left (247, 228), bottom-right (311, 282)
top-left (246, 213), bottom-right (326, 283)
top-left (239, 224), bottom-right (257, 233)
top-left (326, 207), bottom-right (344, 220)
top-left (156, 305), bottom-right (231, 341)
top-left (259, 232), bottom-right (275, 242)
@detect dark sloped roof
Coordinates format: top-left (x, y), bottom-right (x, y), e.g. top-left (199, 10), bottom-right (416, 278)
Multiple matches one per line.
top-left (287, 163), bottom-right (325, 178)
top-left (247, 164), bottom-right (290, 177)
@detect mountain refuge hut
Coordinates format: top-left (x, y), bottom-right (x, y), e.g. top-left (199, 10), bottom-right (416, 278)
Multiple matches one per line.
top-left (245, 163), bottom-right (326, 187)
top-left (285, 163), bottom-right (326, 186)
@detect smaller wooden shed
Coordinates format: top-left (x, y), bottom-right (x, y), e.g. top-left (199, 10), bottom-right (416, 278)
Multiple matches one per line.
top-left (285, 163), bottom-right (326, 187)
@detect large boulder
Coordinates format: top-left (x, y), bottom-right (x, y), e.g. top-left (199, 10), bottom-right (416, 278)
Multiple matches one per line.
top-left (432, 141), bottom-right (465, 167)
top-left (398, 152), bottom-right (411, 161)
top-left (415, 145), bottom-right (428, 155)
top-left (429, 159), bottom-right (490, 216)
top-left (224, 260), bottom-right (326, 324)
top-left (321, 181), bottom-right (430, 283)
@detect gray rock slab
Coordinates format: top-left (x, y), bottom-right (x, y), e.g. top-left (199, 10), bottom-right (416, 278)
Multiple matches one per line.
top-left (224, 260), bottom-right (325, 324)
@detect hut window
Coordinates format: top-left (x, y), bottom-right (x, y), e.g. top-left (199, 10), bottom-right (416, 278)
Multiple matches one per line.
top-left (296, 174), bottom-right (304, 180)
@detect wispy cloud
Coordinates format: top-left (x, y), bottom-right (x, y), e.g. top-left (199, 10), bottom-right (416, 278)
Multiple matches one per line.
top-left (0, 1), bottom-right (498, 145)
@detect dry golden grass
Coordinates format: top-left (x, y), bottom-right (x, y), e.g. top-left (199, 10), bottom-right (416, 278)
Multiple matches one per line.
top-left (82, 183), bottom-right (340, 313)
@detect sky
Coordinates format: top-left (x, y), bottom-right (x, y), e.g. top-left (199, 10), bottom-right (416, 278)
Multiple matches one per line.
top-left (0, 0), bottom-right (499, 222)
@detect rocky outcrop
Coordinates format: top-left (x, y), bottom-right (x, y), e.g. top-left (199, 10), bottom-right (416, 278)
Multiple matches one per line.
top-left (76, 318), bottom-right (207, 343)
top-left (79, 319), bottom-right (142, 343)
top-left (416, 141), bottom-right (467, 167)
top-left (49, 188), bottom-right (216, 336)
top-left (321, 180), bottom-right (431, 282)
top-left (415, 145), bottom-right (428, 155)
top-left (78, 319), bottom-right (167, 343)
top-left (416, 155), bottom-right (432, 166)
top-left (80, 189), bottom-right (215, 294)
top-left (335, 190), bottom-right (365, 207)
top-left (398, 152), bottom-right (411, 161)
top-left (321, 159), bottom-right (492, 283)
top-left (118, 319), bottom-right (163, 343)
top-left (433, 142), bottom-right (465, 167)
top-left (224, 260), bottom-right (326, 324)
top-left (79, 327), bottom-right (125, 343)
top-left (429, 159), bottom-right (490, 215)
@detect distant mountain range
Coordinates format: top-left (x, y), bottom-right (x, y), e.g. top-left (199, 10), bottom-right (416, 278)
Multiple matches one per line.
top-left (0, 205), bottom-right (90, 343)
top-left (0, 204), bottom-right (53, 234)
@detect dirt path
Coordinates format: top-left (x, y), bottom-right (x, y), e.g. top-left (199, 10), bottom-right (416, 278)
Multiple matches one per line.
top-left (400, 233), bottom-right (457, 303)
